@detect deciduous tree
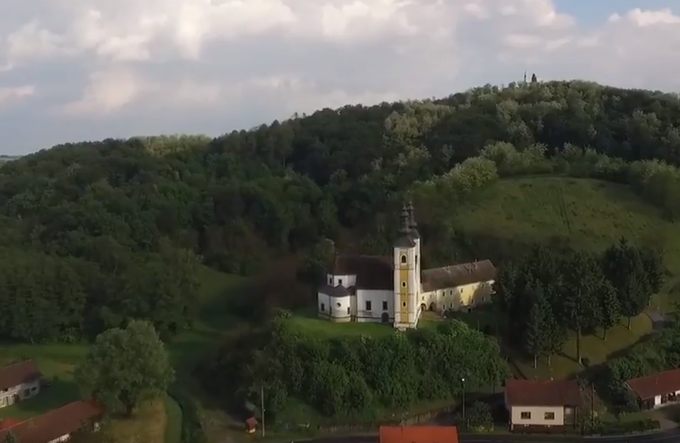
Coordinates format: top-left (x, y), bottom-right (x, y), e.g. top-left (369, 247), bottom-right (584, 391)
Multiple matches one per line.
top-left (75, 320), bottom-right (174, 416)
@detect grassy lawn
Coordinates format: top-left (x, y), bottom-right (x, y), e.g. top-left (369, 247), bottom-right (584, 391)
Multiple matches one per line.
top-left (512, 314), bottom-right (653, 380)
top-left (455, 177), bottom-right (680, 276)
top-left (287, 308), bottom-right (396, 338)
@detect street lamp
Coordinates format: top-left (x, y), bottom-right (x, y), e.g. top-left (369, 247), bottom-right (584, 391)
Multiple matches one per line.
top-left (461, 377), bottom-right (466, 429)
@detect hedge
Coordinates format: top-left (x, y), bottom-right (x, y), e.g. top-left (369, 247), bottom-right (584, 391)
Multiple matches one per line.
top-left (167, 386), bottom-right (208, 443)
top-left (595, 418), bottom-right (661, 436)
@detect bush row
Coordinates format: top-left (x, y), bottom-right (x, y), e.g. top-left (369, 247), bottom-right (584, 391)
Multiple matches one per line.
top-left (167, 386), bottom-right (207, 443)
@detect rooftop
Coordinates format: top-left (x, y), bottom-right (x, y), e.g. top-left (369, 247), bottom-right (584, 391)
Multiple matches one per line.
top-left (379, 426), bottom-right (459, 443)
top-left (0, 360), bottom-right (41, 391)
top-left (626, 368), bottom-right (680, 401)
top-left (505, 378), bottom-right (581, 407)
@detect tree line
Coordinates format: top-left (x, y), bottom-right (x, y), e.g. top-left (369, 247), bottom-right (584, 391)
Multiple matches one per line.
top-left (2, 80), bottom-right (680, 344)
top-left (496, 239), bottom-right (663, 367)
top-left (200, 313), bottom-right (509, 423)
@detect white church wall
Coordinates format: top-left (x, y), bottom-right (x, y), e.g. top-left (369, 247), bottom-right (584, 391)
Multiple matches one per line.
top-left (326, 274), bottom-right (356, 287)
top-left (356, 289), bottom-right (393, 322)
top-left (317, 291), bottom-right (352, 322)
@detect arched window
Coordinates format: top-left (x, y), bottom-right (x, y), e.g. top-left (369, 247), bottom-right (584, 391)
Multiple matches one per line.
top-left (401, 254), bottom-right (407, 264)
top-left (402, 281), bottom-right (407, 288)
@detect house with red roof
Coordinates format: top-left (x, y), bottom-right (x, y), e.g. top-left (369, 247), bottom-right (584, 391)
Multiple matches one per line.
top-left (0, 400), bottom-right (103, 443)
top-left (0, 360), bottom-right (42, 409)
top-left (379, 426), bottom-right (459, 443)
top-left (626, 368), bottom-right (680, 409)
top-left (504, 378), bottom-right (581, 431)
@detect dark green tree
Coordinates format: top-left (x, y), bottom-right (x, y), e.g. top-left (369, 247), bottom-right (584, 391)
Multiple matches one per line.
top-left (599, 279), bottom-right (620, 340)
top-left (75, 320), bottom-right (175, 416)
top-left (602, 238), bottom-right (652, 328)
top-left (562, 252), bottom-right (602, 364)
top-left (523, 282), bottom-right (548, 368)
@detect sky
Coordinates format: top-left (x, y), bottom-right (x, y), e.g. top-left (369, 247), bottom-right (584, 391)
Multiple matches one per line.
top-left (0, 0), bottom-right (679, 154)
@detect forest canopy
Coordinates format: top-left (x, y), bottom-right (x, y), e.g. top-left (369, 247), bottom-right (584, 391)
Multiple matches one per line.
top-left (2, 80), bottom-right (680, 343)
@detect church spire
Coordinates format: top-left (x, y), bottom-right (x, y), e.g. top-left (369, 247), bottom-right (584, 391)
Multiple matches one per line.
top-left (407, 200), bottom-right (420, 239)
top-left (394, 203), bottom-right (416, 248)
top-left (399, 204), bottom-right (411, 235)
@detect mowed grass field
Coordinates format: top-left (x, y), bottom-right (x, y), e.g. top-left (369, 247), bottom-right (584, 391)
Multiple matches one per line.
top-left (451, 176), bottom-right (678, 379)
top-left (0, 264), bottom-right (245, 443)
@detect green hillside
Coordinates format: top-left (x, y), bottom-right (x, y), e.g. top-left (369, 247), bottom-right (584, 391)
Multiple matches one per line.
top-left (452, 176), bottom-right (680, 309)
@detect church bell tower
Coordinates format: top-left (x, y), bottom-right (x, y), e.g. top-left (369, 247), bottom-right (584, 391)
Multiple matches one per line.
top-left (393, 203), bottom-right (418, 329)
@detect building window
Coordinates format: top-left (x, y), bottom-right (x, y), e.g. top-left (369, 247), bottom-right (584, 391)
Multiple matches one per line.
top-left (338, 278), bottom-right (343, 286)
top-left (402, 281), bottom-right (406, 288)
top-left (321, 303), bottom-right (325, 311)
top-left (336, 302), bottom-right (341, 307)
top-left (402, 302), bottom-right (406, 307)
top-left (347, 307), bottom-right (350, 315)
top-left (328, 276), bottom-right (332, 284)
top-left (382, 301), bottom-right (388, 310)
top-left (520, 412), bottom-right (531, 420)
top-left (416, 255), bottom-right (418, 265)
top-left (366, 301), bottom-right (372, 311)
top-left (401, 255), bottom-right (407, 264)
top-left (544, 412), bottom-right (555, 420)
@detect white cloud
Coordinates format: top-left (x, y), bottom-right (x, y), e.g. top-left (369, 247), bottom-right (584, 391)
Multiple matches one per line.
top-left (0, 0), bottom-right (679, 152)
top-left (0, 85), bottom-right (35, 107)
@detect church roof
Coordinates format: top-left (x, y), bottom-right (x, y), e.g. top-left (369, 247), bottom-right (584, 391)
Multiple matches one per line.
top-left (421, 259), bottom-right (496, 292)
top-left (331, 255), bottom-right (394, 290)
top-left (318, 284), bottom-right (354, 298)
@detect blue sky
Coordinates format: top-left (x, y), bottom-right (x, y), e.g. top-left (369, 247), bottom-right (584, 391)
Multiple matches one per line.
top-left (554, 0), bottom-right (676, 24)
top-left (0, 0), bottom-right (679, 154)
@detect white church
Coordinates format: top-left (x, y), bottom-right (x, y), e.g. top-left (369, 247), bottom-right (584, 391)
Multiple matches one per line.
top-left (317, 202), bottom-right (497, 330)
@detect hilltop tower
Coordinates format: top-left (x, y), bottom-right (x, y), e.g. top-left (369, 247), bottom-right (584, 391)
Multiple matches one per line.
top-left (393, 203), bottom-right (419, 329)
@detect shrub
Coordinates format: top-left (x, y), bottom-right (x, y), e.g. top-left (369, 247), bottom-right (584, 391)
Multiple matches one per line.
top-left (167, 386), bottom-right (207, 443)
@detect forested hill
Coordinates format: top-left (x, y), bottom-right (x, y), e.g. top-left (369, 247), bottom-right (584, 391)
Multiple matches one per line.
top-left (2, 79), bottom-right (680, 344)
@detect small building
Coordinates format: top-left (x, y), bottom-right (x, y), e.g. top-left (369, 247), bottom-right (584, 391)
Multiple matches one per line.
top-left (245, 417), bottom-right (258, 434)
top-left (626, 368), bottom-right (680, 409)
top-left (0, 360), bottom-right (42, 409)
top-left (0, 400), bottom-right (103, 443)
top-left (504, 379), bottom-right (581, 432)
top-left (379, 426), bottom-right (459, 443)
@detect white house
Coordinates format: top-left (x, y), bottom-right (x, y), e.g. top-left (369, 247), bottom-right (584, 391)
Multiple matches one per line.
top-left (504, 378), bottom-right (581, 431)
top-left (317, 202), bottom-right (497, 330)
top-left (0, 360), bottom-right (42, 409)
top-left (626, 368), bottom-right (680, 409)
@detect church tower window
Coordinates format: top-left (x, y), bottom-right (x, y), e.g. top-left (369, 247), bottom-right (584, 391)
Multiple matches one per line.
top-left (401, 255), bottom-right (407, 264)
top-left (401, 281), bottom-right (406, 288)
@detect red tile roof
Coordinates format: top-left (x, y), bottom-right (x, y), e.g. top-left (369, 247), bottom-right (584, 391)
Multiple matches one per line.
top-left (0, 360), bottom-right (41, 391)
top-left (505, 378), bottom-right (581, 407)
top-left (331, 255), bottom-right (394, 290)
top-left (379, 426), bottom-right (459, 443)
top-left (627, 368), bottom-right (680, 400)
top-left (0, 418), bottom-right (21, 431)
top-left (0, 400), bottom-right (103, 443)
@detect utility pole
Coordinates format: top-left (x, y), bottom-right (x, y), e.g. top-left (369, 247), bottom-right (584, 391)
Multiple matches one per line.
top-left (461, 377), bottom-right (466, 429)
top-left (260, 385), bottom-right (266, 437)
